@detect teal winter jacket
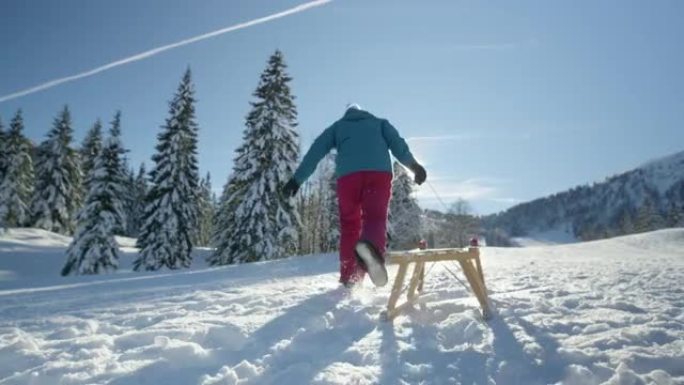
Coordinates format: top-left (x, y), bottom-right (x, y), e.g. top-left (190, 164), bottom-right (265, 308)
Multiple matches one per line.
top-left (293, 108), bottom-right (417, 184)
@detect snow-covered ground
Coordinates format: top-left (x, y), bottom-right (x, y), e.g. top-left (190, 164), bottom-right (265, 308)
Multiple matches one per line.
top-left (0, 228), bottom-right (683, 385)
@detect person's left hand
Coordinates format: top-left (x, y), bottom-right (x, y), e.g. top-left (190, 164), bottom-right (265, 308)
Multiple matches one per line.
top-left (283, 178), bottom-right (300, 197)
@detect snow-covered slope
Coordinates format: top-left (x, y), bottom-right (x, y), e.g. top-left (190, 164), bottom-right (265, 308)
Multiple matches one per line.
top-left (640, 150), bottom-right (684, 195)
top-left (511, 226), bottom-right (577, 247)
top-left (1, 228), bottom-right (683, 384)
top-left (483, 150), bottom-right (684, 241)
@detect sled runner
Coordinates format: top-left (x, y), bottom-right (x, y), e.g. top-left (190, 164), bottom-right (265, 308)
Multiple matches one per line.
top-left (381, 245), bottom-right (490, 321)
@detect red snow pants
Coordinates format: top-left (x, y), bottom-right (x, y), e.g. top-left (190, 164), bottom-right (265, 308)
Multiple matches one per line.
top-left (336, 171), bottom-right (393, 283)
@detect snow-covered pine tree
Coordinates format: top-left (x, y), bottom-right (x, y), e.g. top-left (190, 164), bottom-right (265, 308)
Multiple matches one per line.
top-left (125, 163), bottom-right (148, 237)
top-left (30, 106), bottom-right (82, 234)
top-left (666, 202), bottom-right (683, 227)
top-left (210, 174), bottom-right (238, 260)
top-left (618, 208), bottom-right (635, 235)
top-left (80, 119), bottom-right (103, 192)
top-left (208, 50), bottom-right (300, 265)
top-left (134, 69), bottom-right (200, 271)
top-left (0, 110), bottom-right (35, 228)
top-left (196, 172), bottom-right (214, 247)
top-left (0, 117), bottom-right (7, 184)
top-left (388, 162), bottom-right (422, 250)
top-left (106, 111), bottom-right (132, 235)
top-left (106, 112), bottom-right (127, 232)
top-left (635, 198), bottom-right (665, 233)
top-left (120, 166), bottom-right (137, 236)
top-left (62, 128), bottom-right (127, 275)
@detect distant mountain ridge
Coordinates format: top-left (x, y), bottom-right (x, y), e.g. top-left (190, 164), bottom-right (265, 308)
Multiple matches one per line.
top-left (482, 150), bottom-right (684, 242)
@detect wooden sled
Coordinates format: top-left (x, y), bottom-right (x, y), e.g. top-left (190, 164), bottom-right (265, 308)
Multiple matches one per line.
top-left (382, 246), bottom-right (490, 321)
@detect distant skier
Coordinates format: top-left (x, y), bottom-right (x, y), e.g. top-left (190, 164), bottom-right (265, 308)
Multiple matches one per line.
top-left (283, 104), bottom-right (426, 288)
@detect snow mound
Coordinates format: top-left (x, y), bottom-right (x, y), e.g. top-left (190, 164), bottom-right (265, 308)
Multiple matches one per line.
top-left (114, 235), bottom-right (138, 250)
top-left (0, 228), bottom-right (72, 248)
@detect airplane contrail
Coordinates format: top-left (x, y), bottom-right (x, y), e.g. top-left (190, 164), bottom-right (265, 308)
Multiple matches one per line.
top-left (0, 0), bottom-right (332, 104)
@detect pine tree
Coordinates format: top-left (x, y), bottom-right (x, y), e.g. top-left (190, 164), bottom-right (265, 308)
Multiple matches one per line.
top-left (106, 112), bottom-right (127, 232)
top-left (211, 173), bottom-right (242, 260)
top-left (635, 198), bottom-right (664, 233)
top-left (0, 118), bottom-right (6, 233)
top-left (665, 202), bottom-right (682, 228)
top-left (80, 119), bottom-right (103, 192)
top-left (106, 111), bottom-right (131, 235)
top-left (388, 162), bottom-right (422, 250)
top-left (108, 112), bottom-right (123, 146)
top-left (31, 106), bottom-right (82, 234)
top-left (121, 166), bottom-right (135, 235)
top-left (62, 130), bottom-right (127, 275)
top-left (0, 117), bottom-right (7, 185)
top-left (0, 110), bottom-right (35, 228)
top-left (209, 50), bottom-right (300, 265)
top-left (618, 209), bottom-right (635, 235)
top-left (125, 163), bottom-right (148, 237)
top-left (196, 172), bottom-right (214, 247)
top-left (134, 69), bottom-right (200, 271)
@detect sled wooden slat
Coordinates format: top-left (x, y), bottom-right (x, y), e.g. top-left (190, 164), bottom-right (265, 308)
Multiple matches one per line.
top-left (383, 247), bottom-right (490, 321)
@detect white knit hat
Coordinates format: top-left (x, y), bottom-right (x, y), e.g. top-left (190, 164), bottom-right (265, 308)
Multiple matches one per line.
top-left (345, 103), bottom-right (362, 111)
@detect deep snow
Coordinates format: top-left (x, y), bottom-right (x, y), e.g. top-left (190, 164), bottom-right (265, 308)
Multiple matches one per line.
top-left (0, 228), bottom-right (683, 384)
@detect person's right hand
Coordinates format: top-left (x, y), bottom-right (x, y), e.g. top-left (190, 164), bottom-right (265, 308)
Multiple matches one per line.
top-left (282, 178), bottom-right (300, 197)
top-left (410, 163), bottom-right (427, 185)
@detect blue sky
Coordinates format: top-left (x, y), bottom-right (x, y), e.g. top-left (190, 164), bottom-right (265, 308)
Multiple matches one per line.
top-left (1, 0), bottom-right (683, 214)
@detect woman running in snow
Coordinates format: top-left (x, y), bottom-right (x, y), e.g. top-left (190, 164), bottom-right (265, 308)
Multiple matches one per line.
top-left (283, 104), bottom-right (426, 288)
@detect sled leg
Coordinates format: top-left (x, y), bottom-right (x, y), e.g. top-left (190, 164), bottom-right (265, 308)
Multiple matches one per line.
top-left (386, 262), bottom-right (409, 319)
top-left (459, 259), bottom-right (491, 319)
top-left (417, 263), bottom-right (426, 310)
top-left (418, 263), bottom-right (425, 294)
top-left (474, 253), bottom-right (487, 294)
top-left (407, 261), bottom-right (425, 301)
